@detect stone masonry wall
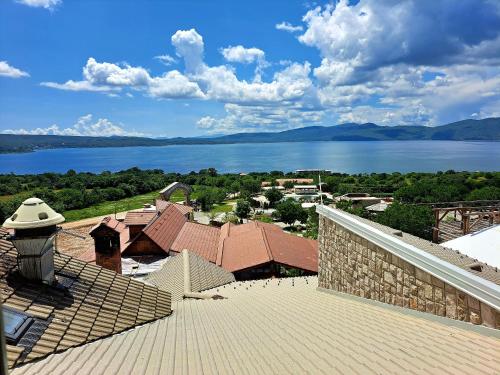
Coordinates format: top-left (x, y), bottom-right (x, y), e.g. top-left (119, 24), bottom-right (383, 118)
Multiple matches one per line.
top-left (318, 216), bottom-right (500, 329)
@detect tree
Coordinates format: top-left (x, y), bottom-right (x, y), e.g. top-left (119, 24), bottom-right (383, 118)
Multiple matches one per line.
top-left (264, 188), bottom-right (283, 207)
top-left (375, 202), bottom-right (434, 240)
top-left (240, 178), bottom-right (261, 197)
top-left (275, 199), bottom-right (308, 226)
top-left (304, 207), bottom-right (319, 239)
top-left (466, 186), bottom-right (500, 201)
top-left (283, 181), bottom-right (294, 190)
top-left (235, 199), bottom-right (251, 222)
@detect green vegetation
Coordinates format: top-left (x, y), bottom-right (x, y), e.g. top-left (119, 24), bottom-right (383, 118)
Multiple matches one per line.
top-left (1, 168), bottom-right (499, 241)
top-left (235, 200), bottom-right (252, 221)
top-left (375, 203), bottom-right (435, 240)
top-left (62, 192), bottom-right (159, 222)
top-left (275, 199), bottom-right (308, 227)
top-left (304, 207), bottom-right (319, 239)
top-left (210, 202), bottom-right (234, 214)
top-left (264, 188), bottom-right (284, 207)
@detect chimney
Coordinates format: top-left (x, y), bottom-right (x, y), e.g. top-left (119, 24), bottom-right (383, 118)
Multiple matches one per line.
top-left (89, 217), bottom-right (123, 274)
top-left (3, 197), bottom-right (65, 285)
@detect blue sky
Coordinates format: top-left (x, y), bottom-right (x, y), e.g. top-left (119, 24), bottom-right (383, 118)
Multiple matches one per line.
top-left (1, 0), bottom-right (500, 138)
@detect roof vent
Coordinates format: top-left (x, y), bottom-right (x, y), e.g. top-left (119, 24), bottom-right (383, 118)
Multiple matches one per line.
top-left (3, 197), bottom-right (65, 285)
top-left (467, 262), bottom-right (483, 272)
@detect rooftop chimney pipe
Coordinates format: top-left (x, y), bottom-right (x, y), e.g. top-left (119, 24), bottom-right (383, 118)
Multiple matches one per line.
top-left (3, 197), bottom-right (65, 285)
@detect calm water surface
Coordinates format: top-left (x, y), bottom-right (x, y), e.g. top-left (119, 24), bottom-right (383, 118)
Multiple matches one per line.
top-left (0, 141), bottom-right (498, 174)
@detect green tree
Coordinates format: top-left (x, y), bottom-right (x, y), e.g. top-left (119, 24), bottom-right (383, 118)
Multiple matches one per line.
top-left (276, 199), bottom-right (308, 226)
top-left (283, 181), bottom-right (294, 189)
top-left (375, 202), bottom-right (434, 240)
top-left (235, 199), bottom-right (251, 222)
top-left (304, 207), bottom-right (319, 239)
top-left (466, 186), bottom-right (500, 201)
top-left (264, 188), bottom-right (283, 207)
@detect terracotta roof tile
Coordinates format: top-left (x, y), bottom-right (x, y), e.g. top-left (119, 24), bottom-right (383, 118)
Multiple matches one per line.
top-left (218, 221), bottom-right (318, 273)
top-left (155, 199), bottom-right (193, 216)
top-left (0, 228), bottom-right (172, 369)
top-left (170, 222), bottom-right (220, 262)
top-left (123, 211), bottom-right (157, 226)
top-left (142, 205), bottom-right (187, 251)
top-left (89, 217), bottom-right (126, 236)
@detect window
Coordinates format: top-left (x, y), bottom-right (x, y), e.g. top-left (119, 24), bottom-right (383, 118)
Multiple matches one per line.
top-left (3, 306), bottom-right (33, 343)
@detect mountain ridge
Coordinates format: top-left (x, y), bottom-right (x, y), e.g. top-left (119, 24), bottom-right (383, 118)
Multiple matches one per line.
top-left (1, 118), bottom-right (499, 154)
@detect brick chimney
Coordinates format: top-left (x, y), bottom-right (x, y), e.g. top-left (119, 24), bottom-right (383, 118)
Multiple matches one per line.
top-left (89, 217), bottom-right (123, 274)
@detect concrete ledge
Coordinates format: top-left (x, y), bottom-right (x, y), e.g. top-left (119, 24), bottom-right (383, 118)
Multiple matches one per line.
top-left (316, 205), bottom-right (500, 311)
top-left (317, 286), bottom-right (500, 339)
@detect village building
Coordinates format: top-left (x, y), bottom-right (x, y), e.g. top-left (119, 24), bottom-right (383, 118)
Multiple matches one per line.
top-left (335, 192), bottom-right (383, 209)
top-left (293, 184), bottom-right (318, 195)
top-left (85, 198), bottom-right (318, 280)
top-left (275, 178), bottom-right (314, 187)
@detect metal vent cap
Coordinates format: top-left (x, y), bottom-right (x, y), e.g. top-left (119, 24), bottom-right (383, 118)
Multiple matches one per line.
top-left (3, 197), bottom-right (65, 229)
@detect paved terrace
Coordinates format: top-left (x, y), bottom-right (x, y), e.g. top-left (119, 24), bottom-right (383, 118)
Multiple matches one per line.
top-left (12, 277), bottom-right (500, 375)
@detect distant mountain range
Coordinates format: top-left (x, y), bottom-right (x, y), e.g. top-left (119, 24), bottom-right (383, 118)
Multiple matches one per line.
top-left (1, 118), bottom-right (499, 154)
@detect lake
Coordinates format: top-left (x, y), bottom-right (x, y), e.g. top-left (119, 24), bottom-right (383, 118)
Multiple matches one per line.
top-left (0, 141), bottom-right (499, 174)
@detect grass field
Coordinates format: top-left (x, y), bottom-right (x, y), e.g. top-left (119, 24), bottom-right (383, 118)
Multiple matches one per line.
top-left (62, 186), bottom-right (202, 222)
top-left (62, 191), bottom-right (160, 222)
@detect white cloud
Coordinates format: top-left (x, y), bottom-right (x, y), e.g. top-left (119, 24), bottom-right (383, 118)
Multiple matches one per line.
top-left (83, 58), bottom-right (150, 86)
top-left (149, 70), bottom-right (205, 99)
top-left (220, 45), bottom-right (265, 64)
top-left (275, 22), bottom-right (303, 33)
top-left (2, 114), bottom-right (144, 137)
top-left (196, 116), bottom-right (217, 129)
top-left (299, 0), bottom-right (500, 85)
top-left (171, 29), bottom-right (205, 73)
top-left (40, 80), bottom-right (117, 92)
top-left (196, 102), bottom-right (324, 134)
top-left (15, 0), bottom-right (61, 10)
top-left (154, 54), bottom-right (177, 66)
top-left (337, 104), bottom-right (434, 127)
top-left (0, 61), bottom-right (29, 78)
top-left (40, 10), bottom-right (500, 133)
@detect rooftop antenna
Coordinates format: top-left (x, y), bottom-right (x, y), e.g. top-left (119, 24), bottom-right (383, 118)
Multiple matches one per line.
top-left (319, 173), bottom-right (323, 205)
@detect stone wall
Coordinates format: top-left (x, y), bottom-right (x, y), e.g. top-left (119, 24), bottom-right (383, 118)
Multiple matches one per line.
top-left (318, 215), bottom-right (500, 329)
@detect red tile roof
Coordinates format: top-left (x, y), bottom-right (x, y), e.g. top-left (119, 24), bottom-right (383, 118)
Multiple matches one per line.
top-left (171, 222), bottom-right (220, 262)
top-left (155, 199), bottom-right (193, 216)
top-left (217, 221), bottom-right (318, 273)
top-left (143, 205), bottom-right (187, 251)
top-left (89, 216), bottom-right (126, 235)
top-left (123, 211), bottom-right (157, 226)
top-left (264, 227), bottom-right (318, 272)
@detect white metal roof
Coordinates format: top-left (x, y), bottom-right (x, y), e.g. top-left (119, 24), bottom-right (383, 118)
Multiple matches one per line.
top-left (442, 225), bottom-right (500, 269)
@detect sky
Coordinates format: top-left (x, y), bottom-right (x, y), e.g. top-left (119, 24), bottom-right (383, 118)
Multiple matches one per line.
top-left (1, 0), bottom-right (500, 138)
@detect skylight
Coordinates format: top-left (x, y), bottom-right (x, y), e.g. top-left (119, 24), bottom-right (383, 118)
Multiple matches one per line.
top-left (3, 306), bottom-right (33, 343)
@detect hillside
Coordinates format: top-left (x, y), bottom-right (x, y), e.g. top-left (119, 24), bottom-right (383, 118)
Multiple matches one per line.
top-left (1, 118), bottom-right (499, 153)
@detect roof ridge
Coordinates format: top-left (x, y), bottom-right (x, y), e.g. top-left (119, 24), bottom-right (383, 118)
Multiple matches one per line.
top-left (260, 227), bottom-right (274, 262)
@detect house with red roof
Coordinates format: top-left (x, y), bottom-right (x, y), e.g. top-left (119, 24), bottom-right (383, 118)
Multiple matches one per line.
top-left (87, 200), bottom-right (318, 280)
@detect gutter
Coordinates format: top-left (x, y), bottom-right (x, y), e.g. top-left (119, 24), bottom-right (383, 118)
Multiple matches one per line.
top-left (182, 249), bottom-right (222, 299)
top-left (316, 205), bottom-right (500, 311)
